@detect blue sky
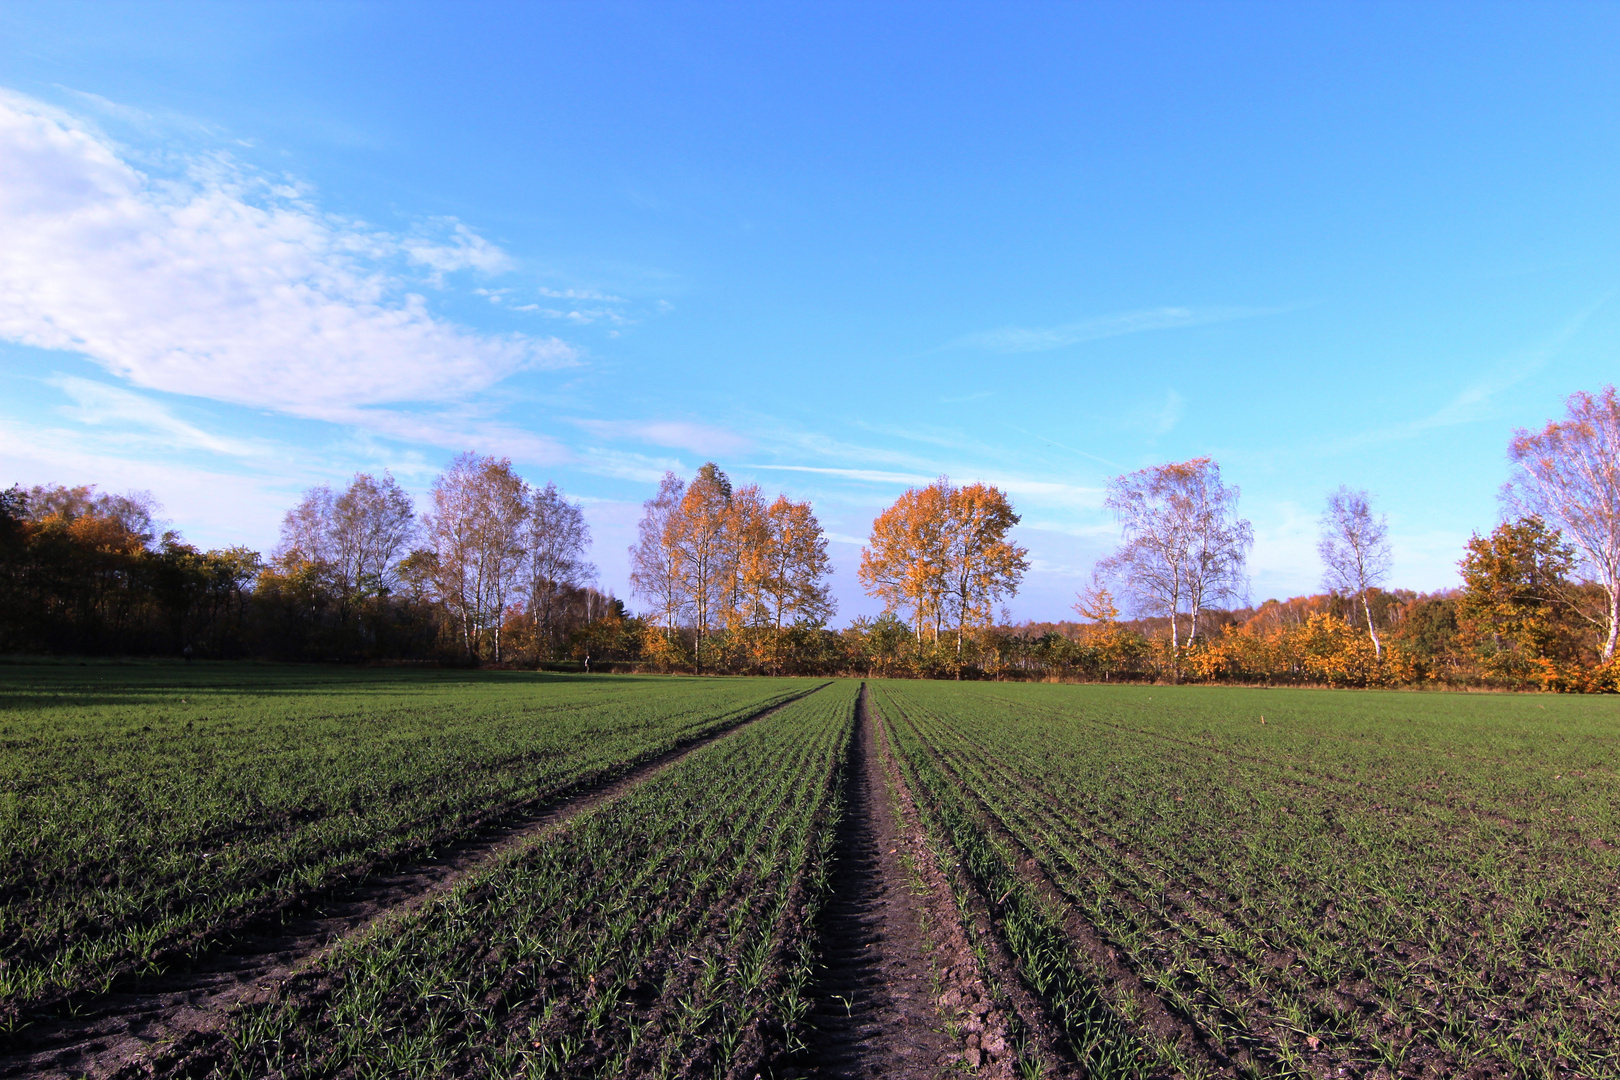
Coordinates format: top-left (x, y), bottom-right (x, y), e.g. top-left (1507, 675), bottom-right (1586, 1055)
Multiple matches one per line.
top-left (1, 2), bottom-right (1617, 624)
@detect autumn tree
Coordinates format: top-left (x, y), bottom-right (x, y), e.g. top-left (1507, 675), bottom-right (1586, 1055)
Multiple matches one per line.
top-left (276, 473), bottom-right (416, 616)
top-left (1099, 457), bottom-right (1252, 649)
top-left (1073, 575), bottom-right (1140, 681)
top-left (723, 482), bottom-right (770, 634)
top-left (0, 484), bottom-right (262, 658)
top-left (630, 464), bottom-right (837, 673)
top-left (942, 483), bottom-right (1028, 664)
top-left (1318, 486), bottom-right (1392, 656)
top-left (668, 464), bottom-right (737, 672)
top-left (860, 480), bottom-right (951, 641)
top-left (424, 453), bottom-right (529, 662)
top-left (525, 482), bottom-right (595, 656)
top-left (1457, 516), bottom-right (1580, 683)
top-left (752, 494), bottom-right (836, 671)
top-left (758, 495), bottom-right (836, 629)
top-left (1073, 577), bottom-right (1121, 624)
top-left (1507, 386), bottom-right (1620, 661)
top-left (860, 479), bottom-right (1026, 661)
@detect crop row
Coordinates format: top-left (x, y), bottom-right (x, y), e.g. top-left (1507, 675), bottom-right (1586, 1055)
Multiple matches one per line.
top-left (874, 680), bottom-right (1620, 1080)
top-left (150, 679), bottom-right (858, 1080)
top-left (0, 666), bottom-right (813, 1021)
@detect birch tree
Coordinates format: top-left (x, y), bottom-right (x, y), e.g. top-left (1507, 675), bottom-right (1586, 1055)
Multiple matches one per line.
top-left (628, 464), bottom-right (737, 672)
top-left (633, 467), bottom-right (837, 673)
top-left (754, 495), bottom-right (836, 671)
top-left (525, 483), bottom-right (595, 656)
top-left (1507, 386), bottom-right (1620, 661)
top-left (424, 454), bottom-right (529, 662)
top-left (724, 483), bottom-right (770, 631)
top-left (276, 473), bottom-right (416, 620)
top-left (670, 463), bottom-right (736, 673)
top-left (757, 494), bottom-right (836, 632)
top-left (1318, 486), bottom-right (1391, 656)
top-left (1099, 458), bottom-right (1251, 648)
top-left (628, 472), bottom-right (685, 649)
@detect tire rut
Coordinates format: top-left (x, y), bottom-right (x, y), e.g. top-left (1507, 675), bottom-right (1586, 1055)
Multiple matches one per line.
top-left (0, 683), bottom-right (830, 1080)
top-left (790, 684), bottom-right (957, 1079)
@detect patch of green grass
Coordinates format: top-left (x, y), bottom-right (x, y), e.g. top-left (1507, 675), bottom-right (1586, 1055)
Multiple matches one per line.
top-left (877, 681), bottom-right (1620, 1078)
top-left (0, 662), bottom-right (812, 1017)
top-left (203, 679), bottom-right (858, 1079)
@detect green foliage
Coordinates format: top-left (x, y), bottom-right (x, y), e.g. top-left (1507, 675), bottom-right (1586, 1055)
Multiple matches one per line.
top-left (1458, 516), bottom-right (1591, 685)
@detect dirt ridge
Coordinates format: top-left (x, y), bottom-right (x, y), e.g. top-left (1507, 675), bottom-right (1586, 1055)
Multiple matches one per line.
top-left (871, 694), bottom-right (1082, 1079)
top-left (789, 684), bottom-right (1030, 1078)
top-left (0, 683), bottom-right (830, 1080)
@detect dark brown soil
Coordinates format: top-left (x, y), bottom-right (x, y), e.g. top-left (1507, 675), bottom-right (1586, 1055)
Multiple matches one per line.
top-left (0, 688), bottom-right (826, 1080)
top-left (789, 685), bottom-right (1016, 1079)
top-left (871, 698), bottom-right (1081, 1080)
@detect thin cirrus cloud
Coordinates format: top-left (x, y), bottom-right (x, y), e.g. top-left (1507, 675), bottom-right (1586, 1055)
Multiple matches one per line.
top-left (570, 418), bottom-right (751, 457)
top-left (50, 374), bottom-right (267, 458)
top-left (955, 305), bottom-right (1289, 353)
top-left (0, 89), bottom-right (573, 425)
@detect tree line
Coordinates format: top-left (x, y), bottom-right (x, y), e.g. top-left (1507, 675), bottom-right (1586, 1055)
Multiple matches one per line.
top-left (993, 385), bottom-right (1620, 690)
top-left (5, 385), bottom-right (1620, 688)
top-left (0, 455), bottom-right (631, 667)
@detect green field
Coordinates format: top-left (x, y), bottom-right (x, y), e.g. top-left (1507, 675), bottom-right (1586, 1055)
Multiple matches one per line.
top-left (2, 664), bottom-right (1617, 1078)
top-left (0, 664), bottom-right (809, 1019)
top-left (879, 681), bottom-right (1620, 1078)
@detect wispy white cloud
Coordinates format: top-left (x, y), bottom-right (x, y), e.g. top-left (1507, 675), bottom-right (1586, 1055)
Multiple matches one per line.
top-left (404, 218), bottom-right (513, 276)
top-left (747, 464), bottom-right (939, 487)
top-left (1334, 292), bottom-right (1614, 452)
top-left (0, 416), bottom-right (308, 550)
top-left (537, 307), bottom-right (628, 325)
top-left (748, 423), bottom-right (1108, 512)
top-left (571, 418), bottom-right (749, 456)
top-left (50, 375), bottom-right (267, 457)
top-left (539, 286), bottom-right (625, 302)
top-left (0, 88), bottom-right (573, 424)
top-left (1146, 388), bottom-right (1184, 438)
top-left (321, 407), bottom-right (573, 466)
top-left (991, 478), bottom-right (1107, 508)
top-left (955, 305), bottom-right (1289, 354)
top-left (1002, 424), bottom-right (1127, 472)
top-left (576, 447), bottom-right (691, 484)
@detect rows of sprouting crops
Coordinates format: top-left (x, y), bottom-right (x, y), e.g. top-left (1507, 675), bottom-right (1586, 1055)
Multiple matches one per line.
top-left (876, 689), bottom-right (1152, 1080)
top-left (876, 680), bottom-right (1620, 1079)
top-left (188, 679), bottom-right (855, 1080)
top-left (0, 663), bottom-right (811, 1015)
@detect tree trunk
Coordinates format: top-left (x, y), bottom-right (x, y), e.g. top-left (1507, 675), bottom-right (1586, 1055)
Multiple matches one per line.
top-left (956, 593), bottom-right (966, 680)
top-left (1604, 584), bottom-right (1620, 662)
top-left (1363, 590), bottom-right (1382, 657)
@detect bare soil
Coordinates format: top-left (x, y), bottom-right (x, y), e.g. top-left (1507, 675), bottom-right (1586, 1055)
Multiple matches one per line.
top-left (870, 698), bottom-right (1082, 1080)
top-left (788, 686), bottom-right (1031, 1079)
top-left (0, 687), bottom-right (825, 1080)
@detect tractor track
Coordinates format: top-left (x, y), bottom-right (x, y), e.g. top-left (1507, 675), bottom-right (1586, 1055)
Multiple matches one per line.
top-left (791, 685), bottom-right (1014, 1079)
